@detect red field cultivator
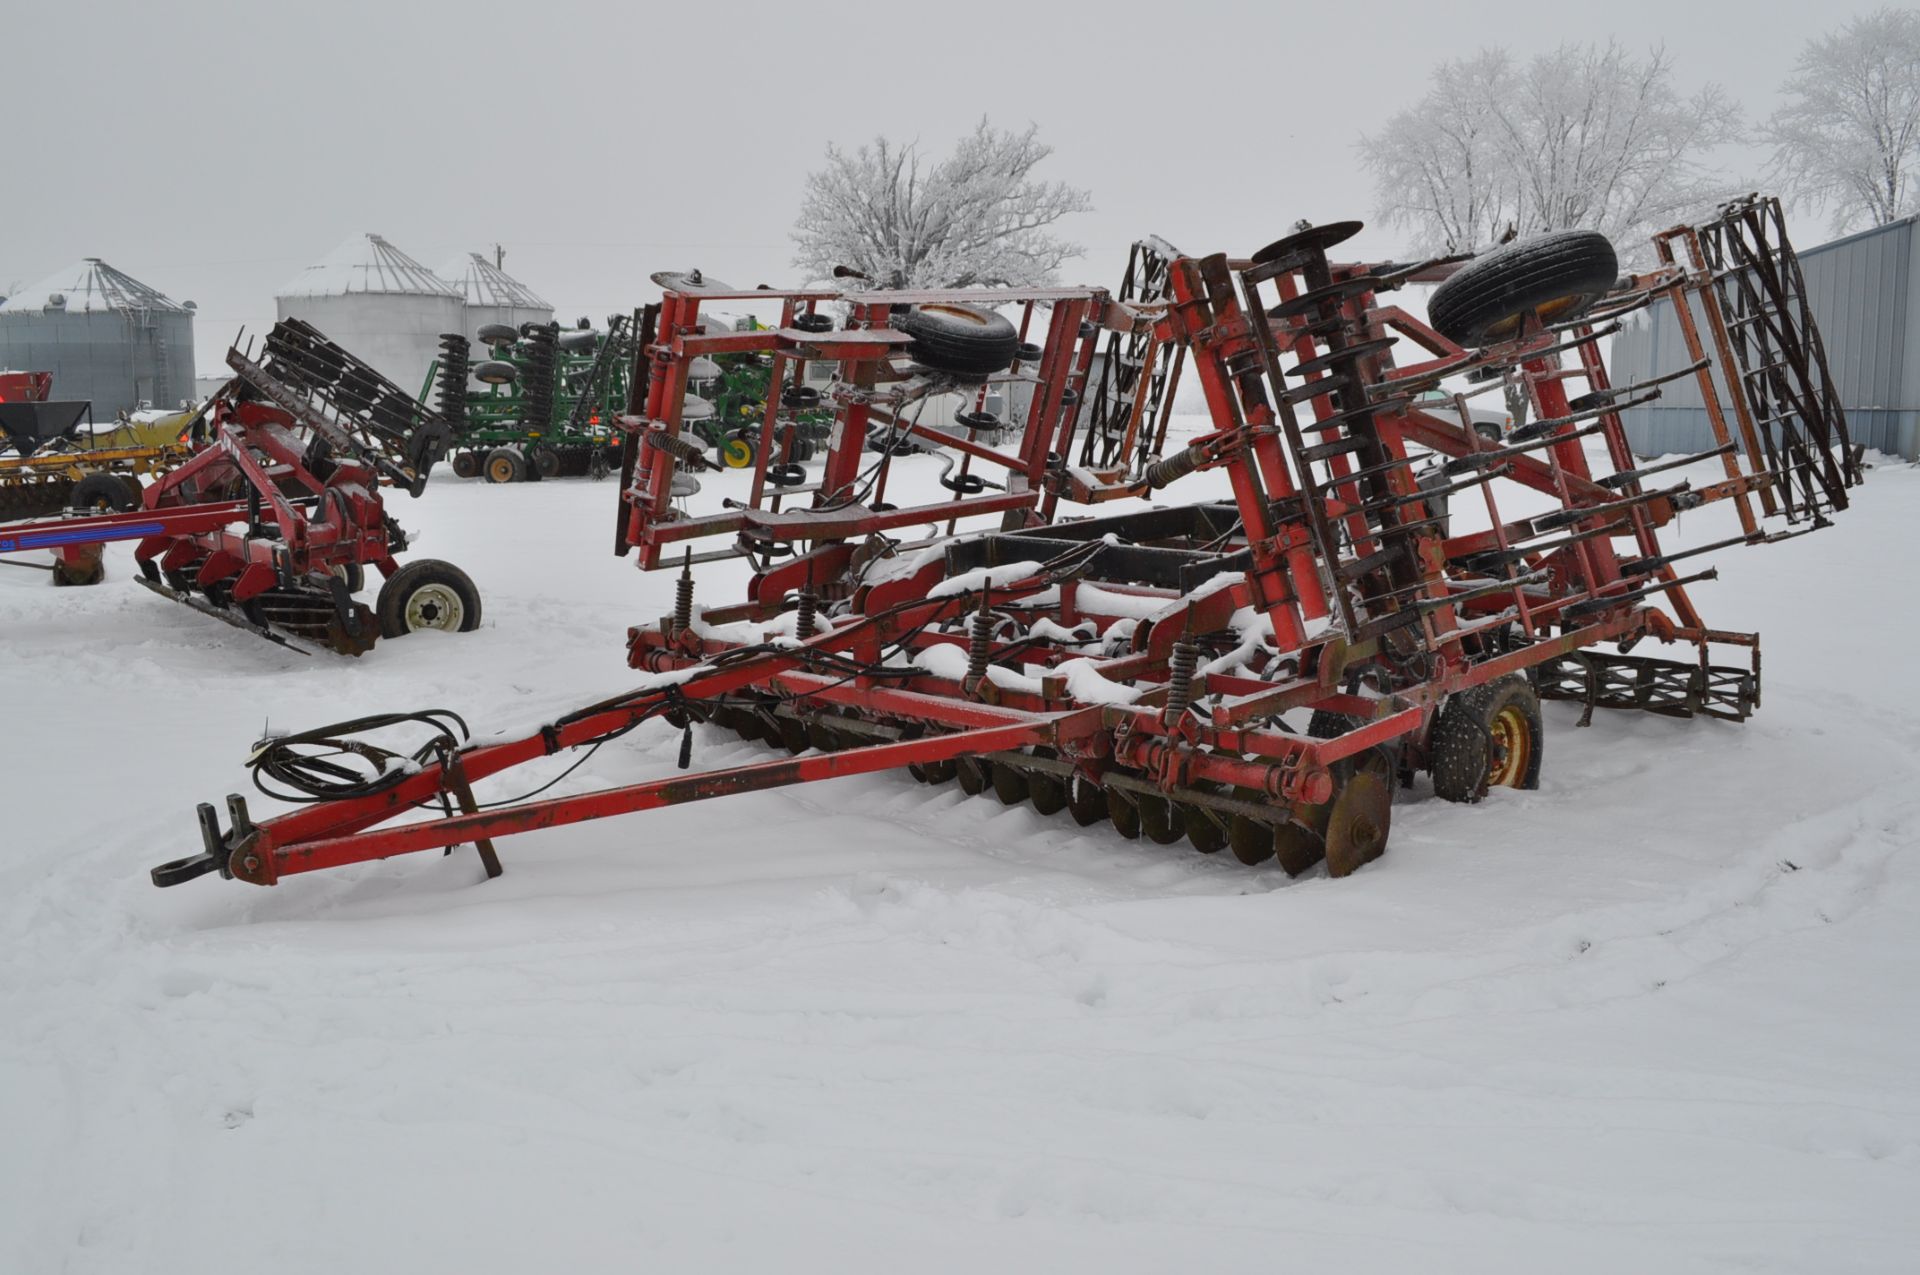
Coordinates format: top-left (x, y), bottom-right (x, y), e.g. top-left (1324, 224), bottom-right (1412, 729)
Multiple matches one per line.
top-left (153, 195), bottom-right (1858, 891)
top-left (0, 320), bottom-right (481, 654)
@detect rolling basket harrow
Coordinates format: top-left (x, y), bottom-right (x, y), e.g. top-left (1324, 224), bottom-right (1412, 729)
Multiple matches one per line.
top-left (153, 195), bottom-right (1859, 893)
top-left (0, 319), bottom-right (482, 655)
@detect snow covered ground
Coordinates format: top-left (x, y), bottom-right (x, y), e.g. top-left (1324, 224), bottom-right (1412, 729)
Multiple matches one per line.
top-left (3, 435), bottom-right (1917, 1273)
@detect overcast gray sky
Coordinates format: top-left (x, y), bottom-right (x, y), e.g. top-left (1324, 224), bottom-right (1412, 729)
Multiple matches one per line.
top-left (3, 0), bottom-right (1896, 373)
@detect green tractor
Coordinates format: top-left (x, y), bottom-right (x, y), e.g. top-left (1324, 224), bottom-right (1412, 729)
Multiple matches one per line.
top-left (426, 315), bottom-right (632, 482)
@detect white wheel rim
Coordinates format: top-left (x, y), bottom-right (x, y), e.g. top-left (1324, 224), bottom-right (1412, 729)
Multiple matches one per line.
top-left (404, 583), bottom-right (465, 631)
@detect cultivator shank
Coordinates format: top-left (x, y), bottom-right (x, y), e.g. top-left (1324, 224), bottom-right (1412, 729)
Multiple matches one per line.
top-left (158, 199), bottom-right (1859, 894)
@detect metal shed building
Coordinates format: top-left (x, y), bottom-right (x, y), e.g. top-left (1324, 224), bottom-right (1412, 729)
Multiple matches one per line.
top-left (0, 258), bottom-right (196, 418)
top-left (1612, 215), bottom-right (1920, 461)
top-left (276, 234), bottom-right (465, 397)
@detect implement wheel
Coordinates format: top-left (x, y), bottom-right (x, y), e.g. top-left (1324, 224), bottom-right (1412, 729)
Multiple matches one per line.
top-left (69, 472), bottom-right (138, 513)
top-left (531, 444), bottom-right (561, 480)
top-left (450, 450), bottom-right (479, 479)
top-left (893, 304), bottom-right (1019, 376)
top-left (484, 447), bottom-right (526, 484)
top-left (375, 559), bottom-right (482, 638)
top-left (719, 436), bottom-right (755, 469)
top-left (1428, 230), bottom-right (1619, 347)
top-left (1430, 675), bottom-right (1544, 803)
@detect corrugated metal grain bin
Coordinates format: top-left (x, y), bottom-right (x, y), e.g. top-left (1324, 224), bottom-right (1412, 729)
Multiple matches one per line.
top-left (0, 258), bottom-right (196, 417)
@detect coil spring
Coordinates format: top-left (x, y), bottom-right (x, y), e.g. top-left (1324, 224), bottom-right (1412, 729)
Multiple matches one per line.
top-left (435, 333), bottom-right (470, 428)
top-left (1163, 637), bottom-right (1200, 723)
top-left (965, 605), bottom-right (994, 686)
top-left (645, 430), bottom-right (707, 466)
top-left (672, 558), bottom-right (694, 634)
top-left (1145, 444), bottom-right (1205, 488)
top-left (794, 589), bottom-right (818, 641)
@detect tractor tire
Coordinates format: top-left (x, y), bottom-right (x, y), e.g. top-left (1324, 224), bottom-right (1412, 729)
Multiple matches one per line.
top-left (450, 450), bottom-right (479, 479)
top-left (1427, 230), bottom-right (1619, 348)
top-left (1429, 675), bottom-right (1544, 803)
top-left (474, 360), bottom-right (519, 385)
top-left (375, 559), bottom-right (483, 638)
top-left (530, 443), bottom-right (562, 480)
top-left (893, 304), bottom-right (1019, 376)
top-left (476, 324), bottom-right (520, 346)
top-left (484, 446), bottom-right (527, 484)
top-left (69, 472), bottom-right (139, 513)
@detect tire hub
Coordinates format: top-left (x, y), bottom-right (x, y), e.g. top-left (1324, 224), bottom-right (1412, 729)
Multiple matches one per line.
top-left (404, 583), bottom-right (465, 631)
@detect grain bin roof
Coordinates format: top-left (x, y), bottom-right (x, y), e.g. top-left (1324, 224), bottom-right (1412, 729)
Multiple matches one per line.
top-left (277, 233), bottom-right (461, 300)
top-left (0, 258), bottom-right (189, 314)
top-left (440, 252), bottom-right (550, 309)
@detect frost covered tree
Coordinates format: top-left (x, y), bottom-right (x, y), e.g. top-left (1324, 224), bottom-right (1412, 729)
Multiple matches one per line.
top-left (1361, 43), bottom-right (1738, 260)
top-left (1763, 9), bottom-right (1920, 232)
top-left (791, 119), bottom-right (1092, 290)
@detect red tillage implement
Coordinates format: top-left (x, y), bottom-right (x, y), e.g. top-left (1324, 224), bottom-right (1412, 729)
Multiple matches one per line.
top-left (154, 196), bottom-right (1859, 891)
top-left (0, 319), bottom-right (480, 654)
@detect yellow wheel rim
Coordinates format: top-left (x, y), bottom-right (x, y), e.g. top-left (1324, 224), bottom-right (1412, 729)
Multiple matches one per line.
top-left (1487, 704), bottom-right (1533, 788)
top-left (721, 439), bottom-right (754, 469)
top-left (487, 456), bottom-right (515, 483)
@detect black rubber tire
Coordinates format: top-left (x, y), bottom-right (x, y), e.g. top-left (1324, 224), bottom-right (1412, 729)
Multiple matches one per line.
top-left (530, 444), bottom-right (562, 480)
top-left (1429, 675), bottom-right (1544, 803)
top-left (791, 312), bottom-right (835, 334)
top-left (483, 446), bottom-right (527, 484)
top-left (119, 475), bottom-right (146, 509)
top-left (330, 561), bottom-right (366, 594)
top-left (1474, 422), bottom-right (1503, 444)
top-left (450, 450), bottom-right (479, 479)
top-left (474, 360), bottom-right (519, 386)
top-left (375, 558), bottom-right (483, 638)
top-left (70, 472), bottom-right (138, 513)
top-left (476, 324), bottom-right (519, 346)
top-left (893, 304), bottom-right (1019, 375)
top-left (1428, 230), bottom-right (1619, 348)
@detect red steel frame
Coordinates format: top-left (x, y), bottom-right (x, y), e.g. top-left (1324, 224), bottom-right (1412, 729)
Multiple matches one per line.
top-left (154, 212), bottom-right (1851, 891)
top-left (2, 341), bottom-right (437, 652)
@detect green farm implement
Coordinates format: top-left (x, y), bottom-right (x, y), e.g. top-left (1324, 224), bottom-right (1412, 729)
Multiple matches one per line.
top-left (427, 316), bottom-right (632, 482)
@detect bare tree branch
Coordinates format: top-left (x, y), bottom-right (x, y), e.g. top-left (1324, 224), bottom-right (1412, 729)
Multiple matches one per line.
top-left (1361, 42), bottom-right (1739, 264)
top-left (791, 119), bottom-right (1093, 290)
top-left (1763, 8), bottom-right (1920, 232)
